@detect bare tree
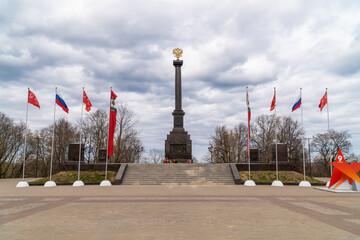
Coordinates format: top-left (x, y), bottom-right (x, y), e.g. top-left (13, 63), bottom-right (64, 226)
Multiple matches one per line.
top-left (79, 109), bottom-right (108, 163)
top-left (148, 149), bottom-right (164, 164)
top-left (312, 129), bottom-right (352, 175)
top-left (26, 131), bottom-right (47, 177)
top-left (209, 125), bottom-right (230, 163)
top-left (208, 123), bottom-right (247, 163)
top-left (39, 118), bottom-right (78, 174)
top-left (0, 112), bottom-right (26, 178)
top-left (277, 116), bottom-right (303, 171)
top-left (251, 114), bottom-right (278, 163)
top-left (348, 153), bottom-right (360, 163)
top-left (233, 123), bottom-right (248, 163)
top-left (141, 149), bottom-right (164, 163)
top-left (113, 103), bottom-right (144, 163)
top-left (208, 115), bottom-right (303, 167)
top-left (77, 105), bottom-right (143, 164)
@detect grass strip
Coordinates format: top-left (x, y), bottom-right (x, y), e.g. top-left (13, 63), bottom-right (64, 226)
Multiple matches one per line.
top-left (30, 171), bottom-right (117, 184)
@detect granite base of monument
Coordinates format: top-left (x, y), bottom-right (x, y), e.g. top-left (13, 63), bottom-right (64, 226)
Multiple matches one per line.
top-left (165, 129), bottom-right (192, 163)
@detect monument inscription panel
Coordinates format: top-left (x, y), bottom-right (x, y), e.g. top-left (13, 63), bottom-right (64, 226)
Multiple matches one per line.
top-left (170, 144), bottom-right (187, 159)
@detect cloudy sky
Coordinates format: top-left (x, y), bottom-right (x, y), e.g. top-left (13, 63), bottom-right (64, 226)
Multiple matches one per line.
top-left (1, 0), bottom-right (360, 161)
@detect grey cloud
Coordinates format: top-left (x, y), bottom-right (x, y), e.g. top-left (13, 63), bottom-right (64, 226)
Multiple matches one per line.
top-left (1, 0), bottom-right (360, 160)
top-left (333, 52), bottom-right (360, 76)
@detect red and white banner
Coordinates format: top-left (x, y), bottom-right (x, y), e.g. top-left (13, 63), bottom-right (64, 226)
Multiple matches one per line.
top-left (107, 90), bottom-right (117, 156)
top-left (270, 88), bottom-right (276, 111)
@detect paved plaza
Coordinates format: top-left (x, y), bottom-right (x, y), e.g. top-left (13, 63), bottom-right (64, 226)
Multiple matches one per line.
top-left (0, 179), bottom-right (359, 240)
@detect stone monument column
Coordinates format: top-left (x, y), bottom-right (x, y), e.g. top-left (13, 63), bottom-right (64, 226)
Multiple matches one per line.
top-left (173, 60), bottom-right (184, 129)
top-left (165, 48), bottom-right (192, 162)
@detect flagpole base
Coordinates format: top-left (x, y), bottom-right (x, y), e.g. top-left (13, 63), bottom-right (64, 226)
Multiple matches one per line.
top-left (72, 180), bottom-right (84, 187)
top-left (16, 181), bottom-right (29, 188)
top-left (244, 180), bottom-right (256, 186)
top-left (44, 181), bottom-right (57, 187)
top-left (271, 180), bottom-right (284, 187)
top-left (299, 181), bottom-right (311, 187)
top-left (100, 180), bottom-right (112, 187)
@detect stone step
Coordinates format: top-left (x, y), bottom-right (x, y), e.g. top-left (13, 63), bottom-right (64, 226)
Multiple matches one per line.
top-left (121, 183), bottom-right (235, 185)
top-left (123, 176), bottom-right (233, 178)
top-left (121, 180), bottom-right (235, 182)
top-left (120, 163), bottom-right (235, 185)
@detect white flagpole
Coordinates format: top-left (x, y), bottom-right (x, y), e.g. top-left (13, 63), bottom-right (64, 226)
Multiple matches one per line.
top-left (274, 87), bottom-right (278, 181)
top-left (248, 147), bottom-right (251, 180)
top-left (271, 87), bottom-right (283, 187)
top-left (298, 88), bottom-right (311, 187)
top-left (100, 87), bottom-right (113, 186)
top-left (50, 87), bottom-right (57, 182)
top-left (44, 87), bottom-right (57, 187)
top-left (300, 88), bottom-right (306, 181)
top-left (247, 87), bottom-right (250, 180)
top-left (244, 87), bottom-right (255, 186)
top-left (105, 87), bottom-right (112, 181)
top-left (73, 87), bottom-right (85, 187)
top-left (77, 88), bottom-right (84, 181)
top-left (326, 88), bottom-right (332, 176)
top-left (22, 88), bottom-right (29, 181)
top-left (17, 88), bottom-right (31, 187)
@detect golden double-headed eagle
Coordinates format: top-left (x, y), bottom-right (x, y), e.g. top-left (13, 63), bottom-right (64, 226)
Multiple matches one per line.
top-left (173, 48), bottom-right (183, 60)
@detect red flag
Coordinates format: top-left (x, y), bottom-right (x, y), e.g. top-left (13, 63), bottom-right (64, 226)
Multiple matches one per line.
top-left (107, 90), bottom-right (117, 156)
top-left (28, 89), bottom-right (40, 109)
top-left (270, 88), bottom-right (276, 111)
top-left (318, 90), bottom-right (327, 111)
top-left (83, 90), bottom-right (92, 112)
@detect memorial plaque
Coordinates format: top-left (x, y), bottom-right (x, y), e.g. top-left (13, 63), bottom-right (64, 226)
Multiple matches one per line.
top-left (68, 143), bottom-right (84, 162)
top-left (170, 144), bottom-right (187, 159)
top-left (271, 143), bottom-right (288, 162)
top-left (250, 149), bottom-right (259, 162)
top-left (98, 148), bottom-right (107, 163)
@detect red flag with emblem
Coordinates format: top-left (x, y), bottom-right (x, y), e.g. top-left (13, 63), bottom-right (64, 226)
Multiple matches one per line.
top-left (318, 90), bottom-right (328, 111)
top-left (83, 90), bottom-right (92, 112)
top-left (28, 89), bottom-right (40, 109)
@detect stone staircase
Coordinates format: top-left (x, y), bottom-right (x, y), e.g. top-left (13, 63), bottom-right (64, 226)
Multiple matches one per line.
top-left (120, 164), bottom-right (235, 185)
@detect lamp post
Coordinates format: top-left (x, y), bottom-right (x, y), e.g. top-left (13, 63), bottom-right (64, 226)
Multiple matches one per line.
top-left (35, 136), bottom-right (39, 178)
top-left (208, 146), bottom-right (213, 163)
top-left (304, 137), bottom-right (313, 177)
top-left (33, 136), bottom-right (44, 178)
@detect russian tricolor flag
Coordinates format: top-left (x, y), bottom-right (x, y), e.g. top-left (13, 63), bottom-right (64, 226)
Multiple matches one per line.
top-left (56, 92), bottom-right (69, 113)
top-left (292, 93), bottom-right (301, 112)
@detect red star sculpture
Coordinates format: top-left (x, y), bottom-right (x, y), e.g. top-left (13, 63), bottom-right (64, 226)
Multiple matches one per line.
top-left (328, 148), bottom-right (360, 189)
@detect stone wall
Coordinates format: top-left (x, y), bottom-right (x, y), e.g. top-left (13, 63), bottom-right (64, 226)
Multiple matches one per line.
top-left (61, 162), bottom-right (121, 171)
top-left (235, 162), bottom-right (295, 171)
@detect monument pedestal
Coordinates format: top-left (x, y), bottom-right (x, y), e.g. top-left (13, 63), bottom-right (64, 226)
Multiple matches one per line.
top-left (165, 129), bottom-right (192, 162)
